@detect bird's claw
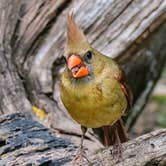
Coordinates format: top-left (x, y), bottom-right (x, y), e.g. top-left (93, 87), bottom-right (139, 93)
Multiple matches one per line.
top-left (72, 147), bottom-right (91, 166)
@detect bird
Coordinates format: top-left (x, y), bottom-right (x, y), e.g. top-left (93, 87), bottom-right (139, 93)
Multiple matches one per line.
top-left (60, 14), bottom-right (132, 162)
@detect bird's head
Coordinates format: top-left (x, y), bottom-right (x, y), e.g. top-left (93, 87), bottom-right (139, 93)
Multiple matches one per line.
top-left (64, 14), bottom-right (94, 79)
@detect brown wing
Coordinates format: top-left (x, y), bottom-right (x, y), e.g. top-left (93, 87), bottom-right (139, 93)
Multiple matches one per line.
top-left (102, 70), bottom-right (132, 147)
top-left (114, 72), bottom-right (133, 109)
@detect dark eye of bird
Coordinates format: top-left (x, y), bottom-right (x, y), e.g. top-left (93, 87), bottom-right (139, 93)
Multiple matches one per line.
top-left (84, 51), bottom-right (92, 60)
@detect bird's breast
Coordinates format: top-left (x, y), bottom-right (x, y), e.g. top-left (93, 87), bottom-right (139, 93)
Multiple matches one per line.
top-left (60, 72), bottom-right (127, 128)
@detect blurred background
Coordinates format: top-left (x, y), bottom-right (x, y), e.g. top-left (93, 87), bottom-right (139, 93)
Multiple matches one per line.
top-left (133, 66), bottom-right (166, 136)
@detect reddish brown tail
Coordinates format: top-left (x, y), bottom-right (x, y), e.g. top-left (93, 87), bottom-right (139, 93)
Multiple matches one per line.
top-left (103, 119), bottom-right (128, 146)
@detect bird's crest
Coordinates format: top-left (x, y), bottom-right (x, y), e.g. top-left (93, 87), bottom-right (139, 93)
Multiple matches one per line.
top-left (66, 14), bottom-right (89, 55)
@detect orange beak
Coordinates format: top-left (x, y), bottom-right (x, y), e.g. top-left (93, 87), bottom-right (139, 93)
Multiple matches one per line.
top-left (67, 54), bottom-right (89, 78)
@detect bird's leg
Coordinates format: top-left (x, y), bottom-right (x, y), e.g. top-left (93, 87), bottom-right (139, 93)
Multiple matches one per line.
top-left (80, 126), bottom-right (87, 150)
top-left (72, 126), bottom-right (90, 165)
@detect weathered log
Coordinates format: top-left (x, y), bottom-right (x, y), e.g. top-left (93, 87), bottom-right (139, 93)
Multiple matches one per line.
top-left (0, 113), bottom-right (166, 166)
top-left (0, 113), bottom-right (76, 166)
top-left (0, 0), bottom-right (165, 127)
top-left (92, 129), bottom-right (166, 166)
top-left (0, 0), bottom-right (32, 115)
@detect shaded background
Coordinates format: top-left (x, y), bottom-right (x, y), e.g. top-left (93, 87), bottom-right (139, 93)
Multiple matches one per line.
top-left (133, 66), bottom-right (166, 136)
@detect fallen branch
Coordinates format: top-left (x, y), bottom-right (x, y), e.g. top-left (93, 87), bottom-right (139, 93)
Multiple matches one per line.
top-left (0, 113), bottom-right (166, 166)
top-left (92, 129), bottom-right (166, 166)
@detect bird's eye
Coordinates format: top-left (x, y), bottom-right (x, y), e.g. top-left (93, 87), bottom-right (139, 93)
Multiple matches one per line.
top-left (84, 51), bottom-right (92, 61)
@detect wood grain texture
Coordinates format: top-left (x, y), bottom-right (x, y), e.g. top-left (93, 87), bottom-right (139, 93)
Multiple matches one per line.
top-left (0, 113), bottom-right (166, 166)
top-left (27, 0), bottom-right (166, 93)
top-left (0, 0), bottom-right (31, 115)
top-left (0, 113), bottom-right (75, 166)
top-left (92, 129), bottom-right (166, 166)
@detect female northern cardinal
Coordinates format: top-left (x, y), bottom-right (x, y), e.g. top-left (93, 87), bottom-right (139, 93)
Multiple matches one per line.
top-left (60, 14), bottom-right (132, 161)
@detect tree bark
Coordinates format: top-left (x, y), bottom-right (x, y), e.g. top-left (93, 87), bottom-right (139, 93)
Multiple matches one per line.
top-left (0, 0), bottom-right (166, 164)
top-left (0, 113), bottom-right (166, 166)
top-left (0, 0), bottom-right (32, 115)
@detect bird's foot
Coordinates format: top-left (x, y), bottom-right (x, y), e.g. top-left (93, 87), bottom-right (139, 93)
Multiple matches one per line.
top-left (110, 143), bottom-right (123, 163)
top-left (72, 146), bottom-right (91, 166)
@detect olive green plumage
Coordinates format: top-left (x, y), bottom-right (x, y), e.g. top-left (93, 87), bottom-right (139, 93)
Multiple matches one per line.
top-left (60, 47), bottom-right (127, 128)
top-left (60, 14), bottom-right (129, 131)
